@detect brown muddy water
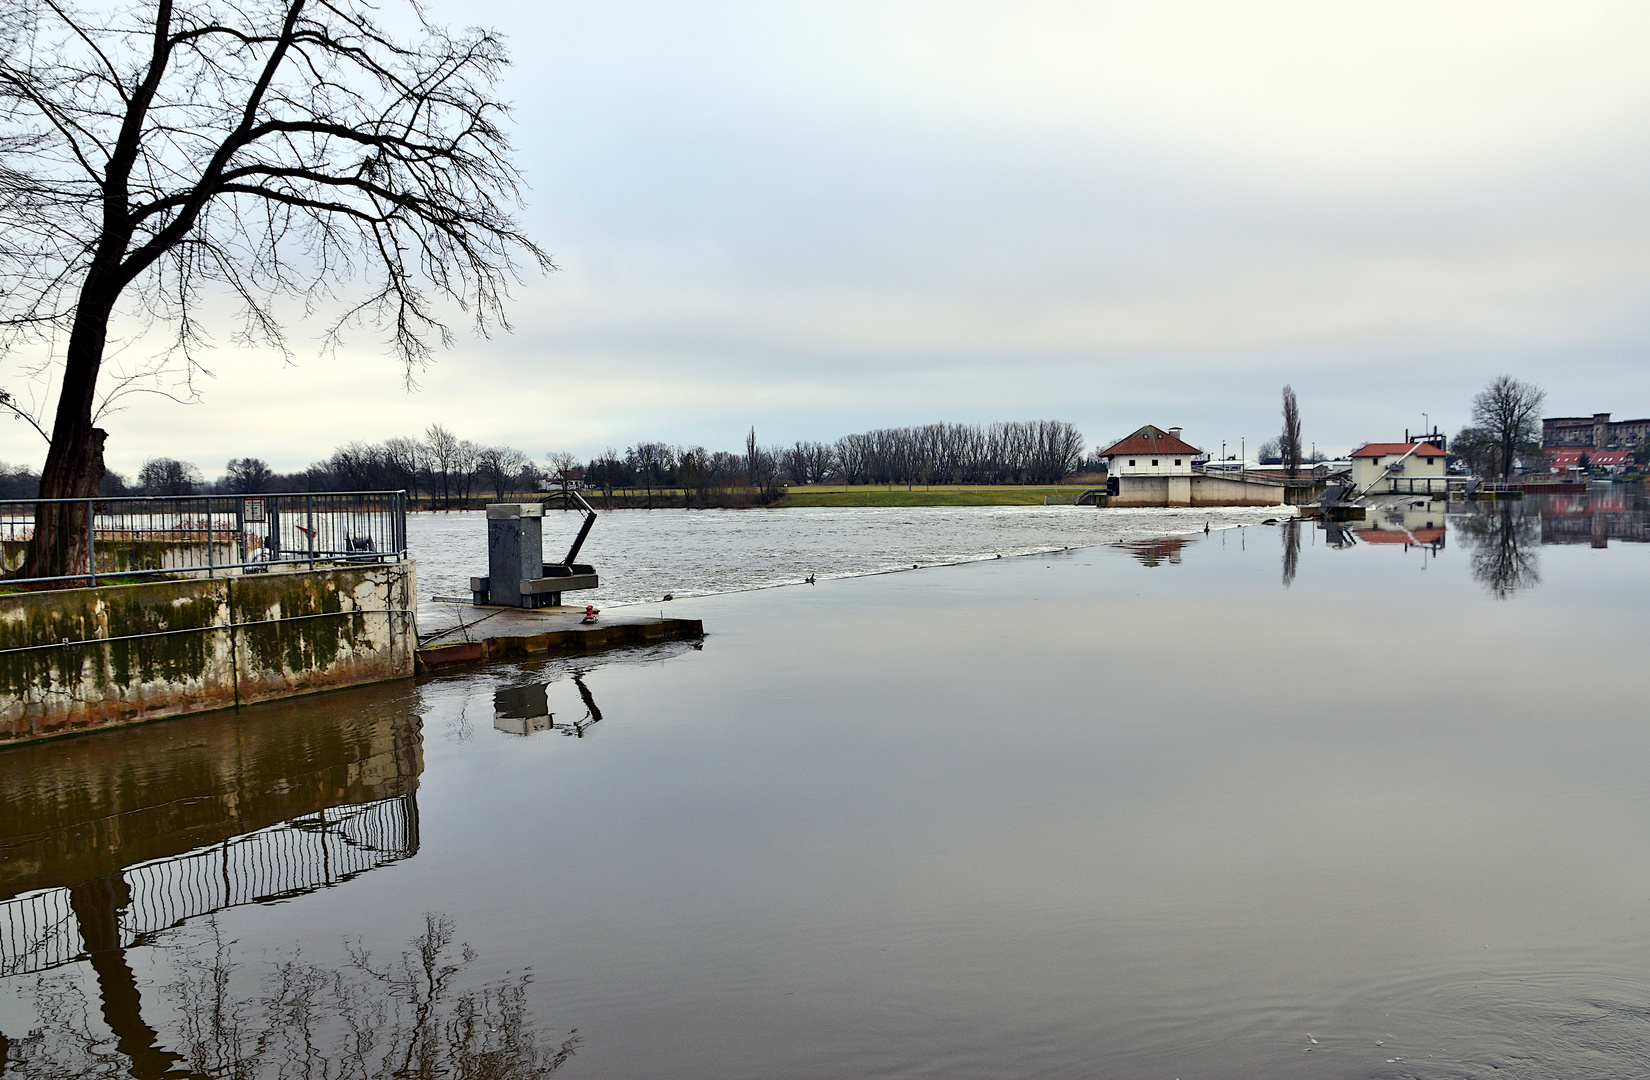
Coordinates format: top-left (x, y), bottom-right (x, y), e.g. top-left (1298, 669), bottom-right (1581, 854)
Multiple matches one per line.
top-left (1, 497), bottom-right (1648, 1079)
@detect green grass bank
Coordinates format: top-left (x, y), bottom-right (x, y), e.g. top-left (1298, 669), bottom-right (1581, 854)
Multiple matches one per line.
top-left (773, 485), bottom-right (1098, 507)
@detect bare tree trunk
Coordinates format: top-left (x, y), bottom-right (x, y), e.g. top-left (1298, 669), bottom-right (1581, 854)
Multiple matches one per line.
top-left (25, 293), bottom-right (115, 579)
top-left (1281, 385), bottom-right (1302, 479)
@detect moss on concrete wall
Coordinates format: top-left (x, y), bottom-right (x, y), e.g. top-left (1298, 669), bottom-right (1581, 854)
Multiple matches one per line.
top-left (0, 563), bottom-right (415, 743)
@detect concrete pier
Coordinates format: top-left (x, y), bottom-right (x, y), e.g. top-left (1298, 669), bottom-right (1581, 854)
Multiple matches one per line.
top-left (416, 604), bottom-right (704, 670)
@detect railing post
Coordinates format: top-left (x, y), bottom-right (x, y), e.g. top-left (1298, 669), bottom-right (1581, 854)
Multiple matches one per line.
top-left (206, 496), bottom-right (216, 577)
top-left (306, 494), bottom-right (315, 569)
top-left (86, 497), bottom-right (96, 585)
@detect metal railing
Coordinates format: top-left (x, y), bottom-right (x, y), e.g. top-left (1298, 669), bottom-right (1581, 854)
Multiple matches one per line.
top-left (1374, 476), bottom-right (1452, 495)
top-left (0, 490), bottom-right (407, 586)
top-left (0, 792), bottom-right (418, 978)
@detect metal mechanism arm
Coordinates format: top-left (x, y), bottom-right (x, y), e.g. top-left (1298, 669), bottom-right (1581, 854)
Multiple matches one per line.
top-left (554, 489), bottom-right (600, 566)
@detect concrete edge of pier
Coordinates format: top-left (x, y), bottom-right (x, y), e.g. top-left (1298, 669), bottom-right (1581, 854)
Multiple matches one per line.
top-left (416, 612), bottom-right (704, 672)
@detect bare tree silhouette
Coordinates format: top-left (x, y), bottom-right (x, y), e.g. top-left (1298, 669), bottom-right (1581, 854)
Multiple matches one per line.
top-left (0, 0), bottom-right (551, 575)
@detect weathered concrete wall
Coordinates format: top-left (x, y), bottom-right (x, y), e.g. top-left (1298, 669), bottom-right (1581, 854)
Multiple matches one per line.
top-left (0, 563), bottom-right (415, 743)
top-left (1110, 474), bottom-right (1288, 507)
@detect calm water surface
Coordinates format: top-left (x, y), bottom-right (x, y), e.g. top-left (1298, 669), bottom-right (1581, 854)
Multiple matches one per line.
top-left (2, 495), bottom-right (1649, 1079)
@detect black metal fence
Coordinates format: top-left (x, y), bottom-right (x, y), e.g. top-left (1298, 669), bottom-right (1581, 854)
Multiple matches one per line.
top-left (0, 490), bottom-right (407, 586)
top-left (0, 793), bottom-right (419, 978)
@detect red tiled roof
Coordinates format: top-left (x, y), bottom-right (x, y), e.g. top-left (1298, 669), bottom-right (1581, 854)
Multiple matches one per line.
top-left (1098, 425), bottom-right (1202, 457)
top-left (1546, 448), bottom-right (1630, 467)
top-left (1350, 442), bottom-right (1445, 459)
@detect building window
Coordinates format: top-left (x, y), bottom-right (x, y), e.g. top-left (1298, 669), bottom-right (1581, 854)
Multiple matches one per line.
top-left (1129, 459), bottom-right (1136, 467)
top-left (1425, 457), bottom-right (1435, 464)
top-left (1174, 459), bottom-right (1181, 466)
top-left (1152, 459), bottom-right (1159, 466)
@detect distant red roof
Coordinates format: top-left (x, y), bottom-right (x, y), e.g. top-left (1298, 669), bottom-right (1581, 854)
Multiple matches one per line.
top-left (1098, 425), bottom-right (1202, 458)
top-left (1350, 442), bottom-right (1445, 459)
top-left (1546, 448), bottom-right (1630, 468)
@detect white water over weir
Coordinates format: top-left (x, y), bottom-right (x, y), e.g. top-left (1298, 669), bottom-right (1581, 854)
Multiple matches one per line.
top-left (407, 504), bottom-right (1292, 622)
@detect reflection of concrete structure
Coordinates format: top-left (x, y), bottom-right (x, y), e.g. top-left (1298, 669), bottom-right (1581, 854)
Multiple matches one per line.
top-left (1356, 503), bottom-right (1447, 552)
top-left (1114, 537), bottom-right (1189, 566)
top-left (493, 673), bottom-right (605, 738)
top-left (1349, 442), bottom-right (1447, 494)
top-left (1543, 412), bottom-right (1650, 451)
top-left (0, 689), bottom-right (422, 1074)
top-left (1534, 492), bottom-right (1650, 547)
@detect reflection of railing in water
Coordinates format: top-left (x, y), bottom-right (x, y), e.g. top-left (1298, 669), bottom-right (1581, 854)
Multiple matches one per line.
top-left (0, 793), bottom-right (417, 979)
top-left (0, 888), bottom-right (78, 978)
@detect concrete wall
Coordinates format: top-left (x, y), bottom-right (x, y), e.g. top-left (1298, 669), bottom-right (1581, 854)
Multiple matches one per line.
top-left (1109, 474), bottom-right (1287, 507)
top-left (0, 563), bottom-right (416, 743)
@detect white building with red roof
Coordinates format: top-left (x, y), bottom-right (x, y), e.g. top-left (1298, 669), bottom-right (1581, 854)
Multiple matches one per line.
top-left (1349, 442), bottom-right (1447, 494)
top-left (1097, 425), bottom-right (1203, 477)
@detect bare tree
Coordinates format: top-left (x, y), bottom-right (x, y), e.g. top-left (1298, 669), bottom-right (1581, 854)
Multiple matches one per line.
top-left (546, 450), bottom-right (581, 488)
top-left (1280, 385), bottom-right (1302, 478)
top-left (477, 445), bottom-right (527, 497)
top-left (223, 457), bottom-right (274, 493)
top-left (137, 456), bottom-right (201, 495)
top-left (1, 0), bottom-right (551, 575)
top-left (1471, 376), bottom-right (1546, 478)
top-left (425, 424), bottom-right (460, 506)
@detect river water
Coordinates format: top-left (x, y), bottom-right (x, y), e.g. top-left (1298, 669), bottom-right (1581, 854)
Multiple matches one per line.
top-left (2, 494), bottom-right (1648, 1079)
top-left (405, 503), bottom-right (1288, 617)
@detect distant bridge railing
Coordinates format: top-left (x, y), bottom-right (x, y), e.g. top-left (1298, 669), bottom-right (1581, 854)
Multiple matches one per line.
top-left (0, 490), bottom-right (407, 586)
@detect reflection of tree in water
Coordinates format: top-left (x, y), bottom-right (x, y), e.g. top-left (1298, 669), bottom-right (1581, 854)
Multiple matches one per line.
top-left (1458, 505), bottom-right (1542, 598)
top-left (2, 914), bottom-right (577, 1079)
top-left (1281, 519), bottom-right (1300, 587)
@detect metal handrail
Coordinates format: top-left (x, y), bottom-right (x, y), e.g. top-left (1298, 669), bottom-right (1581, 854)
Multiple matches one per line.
top-left (0, 490), bottom-right (408, 585)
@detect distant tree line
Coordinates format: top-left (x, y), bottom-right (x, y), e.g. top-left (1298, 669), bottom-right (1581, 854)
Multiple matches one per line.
top-left (0, 418), bottom-right (1093, 503)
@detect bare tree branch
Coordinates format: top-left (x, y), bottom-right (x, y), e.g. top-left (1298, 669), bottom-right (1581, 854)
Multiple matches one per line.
top-left (0, 0), bottom-right (553, 575)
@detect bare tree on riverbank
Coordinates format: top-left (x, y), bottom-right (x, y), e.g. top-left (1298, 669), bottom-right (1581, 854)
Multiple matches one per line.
top-left (1464, 376), bottom-right (1546, 478)
top-left (0, 0), bottom-right (551, 576)
top-left (1281, 386), bottom-right (1303, 478)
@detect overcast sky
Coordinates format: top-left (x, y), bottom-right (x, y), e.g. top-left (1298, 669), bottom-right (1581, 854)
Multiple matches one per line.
top-left (5, 0), bottom-right (1649, 476)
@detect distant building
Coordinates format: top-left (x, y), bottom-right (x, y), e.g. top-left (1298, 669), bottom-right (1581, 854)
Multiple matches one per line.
top-left (1349, 442), bottom-right (1447, 493)
top-left (1545, 448), bottom-right (1633, 475)
top-left (1096, 425), bottom-right (1203, 477)
top-left (1543, 412), bottom-right (1650, 451)
top-left (537, 467), bottom-right (585, 492)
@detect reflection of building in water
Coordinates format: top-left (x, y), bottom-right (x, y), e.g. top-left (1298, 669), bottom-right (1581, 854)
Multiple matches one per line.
top-left (1115, 537), bottom-right (1189, 567)
top-left (1354, 502), bottom-right (1447, 553)
top-left (1532, 492), bottom-right (1650, 547)
top-left (0, 695), bottom-right (421, 1074)
top-left (494, 673), bottom-right (605, 738)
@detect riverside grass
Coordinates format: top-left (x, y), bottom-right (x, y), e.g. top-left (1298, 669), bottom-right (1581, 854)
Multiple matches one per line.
top-left (776, 485), bottom-right (1094, 507)
top-left (405, 484), bottom-right (1102, 510)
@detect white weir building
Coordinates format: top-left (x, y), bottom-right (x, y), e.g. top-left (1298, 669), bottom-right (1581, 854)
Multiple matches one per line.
top-left (1349, 442), bottom-right (1448, 494)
